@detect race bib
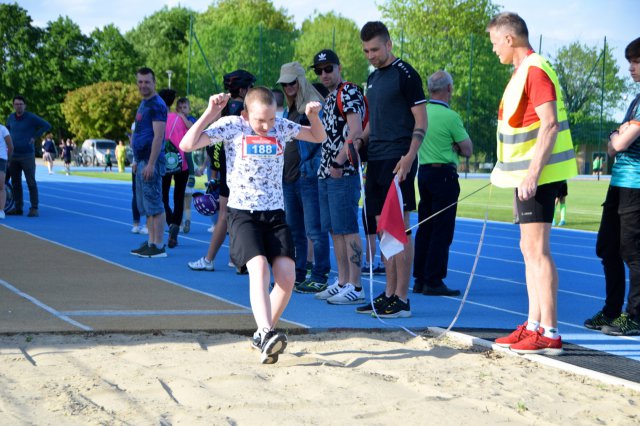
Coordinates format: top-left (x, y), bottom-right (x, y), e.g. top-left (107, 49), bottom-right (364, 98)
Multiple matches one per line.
top-left (243, 135), bottom-right (282, 158)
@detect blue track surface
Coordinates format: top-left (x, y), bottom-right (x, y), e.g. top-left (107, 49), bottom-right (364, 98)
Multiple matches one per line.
top-left (4, 165), bottom-right (640, 362)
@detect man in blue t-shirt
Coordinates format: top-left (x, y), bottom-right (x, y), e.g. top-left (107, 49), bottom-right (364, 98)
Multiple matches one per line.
top-left (358, 21), bottom-right (427, 319)
top-left (130, 67), bottom-right (168, 258)
top-left (584, 37), bottom-right (640, 336)
top-left (6, 95), bottom-right (51, 217)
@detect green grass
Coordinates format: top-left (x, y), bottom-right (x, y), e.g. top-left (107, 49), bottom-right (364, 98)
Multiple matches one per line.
top-left (61, 170), bottom-right (211, 188)
top-left (456, 178), bottom-right (608, 232)
top-left (65, 171), bottom-right (609, 232)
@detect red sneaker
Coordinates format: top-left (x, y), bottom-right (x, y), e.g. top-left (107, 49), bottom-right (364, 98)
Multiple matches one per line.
top-left (510, 330), bottom-right (563, 355)
top-left (494, 323), bottom-right (535, 348)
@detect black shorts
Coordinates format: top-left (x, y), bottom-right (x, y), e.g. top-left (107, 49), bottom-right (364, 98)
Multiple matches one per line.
top-left (227, 207), bottom-right (295, 266)
top-left (557, 180), bottom-right (568, 198)
top-left (515, 181), bottom-right (562, 224)
top-left (365, 158), bottom-right (418, 217)
top-left (361, 209), bottom-right (378, 235)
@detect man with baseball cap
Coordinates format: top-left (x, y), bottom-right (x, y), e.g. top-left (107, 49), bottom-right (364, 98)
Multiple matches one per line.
top-left (308, 49), bottom-right (368, 306)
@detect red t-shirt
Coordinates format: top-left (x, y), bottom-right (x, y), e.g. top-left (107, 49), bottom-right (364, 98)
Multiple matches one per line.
top-left (500, 51), bottom-right (557, 127)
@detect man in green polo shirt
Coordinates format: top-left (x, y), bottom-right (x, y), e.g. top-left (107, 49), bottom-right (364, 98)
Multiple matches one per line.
top-left (413, 70), bottom-right (473, 296)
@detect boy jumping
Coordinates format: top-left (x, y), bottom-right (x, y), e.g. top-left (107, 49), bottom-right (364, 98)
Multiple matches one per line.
top-left (180, 87), bottom-right (326, 363)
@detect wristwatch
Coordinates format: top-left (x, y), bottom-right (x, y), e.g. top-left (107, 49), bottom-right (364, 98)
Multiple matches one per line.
top-left (330, 160), bottom-right (344, 169)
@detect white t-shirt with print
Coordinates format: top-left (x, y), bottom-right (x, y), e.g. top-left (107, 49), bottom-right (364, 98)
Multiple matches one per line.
top-left (203, 115), bottom-right (301, 211)
top-left (0, 124), bottom-right (9, 160)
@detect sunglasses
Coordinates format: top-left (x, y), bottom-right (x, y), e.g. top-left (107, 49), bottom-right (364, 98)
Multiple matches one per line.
top-left (281, 80), bottom-right (297, 87)
top-left (313, 65), bottom-right (334, 75)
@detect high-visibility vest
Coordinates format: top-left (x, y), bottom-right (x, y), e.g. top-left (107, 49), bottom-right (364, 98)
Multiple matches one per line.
top-left (491, 53), bottom-right (577, 188)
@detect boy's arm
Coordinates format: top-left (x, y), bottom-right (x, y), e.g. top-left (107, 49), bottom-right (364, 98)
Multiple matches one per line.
top-left (295, 102), bottom-right (326, 143)
top-left (180, 93), bottom-right (230, 152)
top-left (609, 121), bottom-right (640, 154)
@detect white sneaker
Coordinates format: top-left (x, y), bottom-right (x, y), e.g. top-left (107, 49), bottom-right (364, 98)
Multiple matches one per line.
top-left (228, 261), bottom-right (235, 268)
top-left (314, 279), bottom-right (342, 300)
top-left (208, 225), bottom-right (215, 233)
top-left (0, 210), bottom-right (5, 220)
top-left (327, 283), bottom-right (365, 305)
top-left (140, 225), bottom-right (149, 235)
top-left (131, 225), bottom-right (140, 233)
top-left (188, 256), bottom-right (214, 271)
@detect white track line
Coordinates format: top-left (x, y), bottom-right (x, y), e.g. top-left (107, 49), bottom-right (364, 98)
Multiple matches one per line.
top-left (0, 278), bottom-right (93, 331)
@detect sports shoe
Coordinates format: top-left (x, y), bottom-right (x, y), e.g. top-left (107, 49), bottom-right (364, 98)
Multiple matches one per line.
top-left (601, 313), bottom-right (640, 336)
top-left (167, 224), bottom-right (179, 248)
top-left (258, 329), bottom-right (288, 364)
top-left (130, 241), bottom-right (149, 256)
top-left (373, 295), bottom-right (411, 318)
top-left (27, 208), bottom-right (39, 217)
top-left (6, 208), bottom-right (23, 216)
top-left (361, 262), bottom-right (386, 275)
top-left (356, 292), bottom-right (390, 314)
top-left (140, 225), bottom-right (149, 235)
top-left (294, 279), bottom-right (327, 294)
top-left (509, 330), bottom-right (563, 355)
top-left (183, 219), bottom-right (191, 234)
top-left (137, 244), bottom-right (167, 258)
top-left (131, 225), bottom-right (141, 234)
top-left (584, 311), bottom-right (617, 330)
top-left (314, 279), bottom-right (342, 300)
top-left (327, 283), bottom-right (365, 305)
top-left (0, 211), bottom-right (5, 220)
top-left (208, 225), bottom-right (215, 233)
top-left (494, 323), bottom-right (535, 348)
top-left (188, 256), bottom-right (214, 271)
top-left (251, 331), bottom-right (261, 350)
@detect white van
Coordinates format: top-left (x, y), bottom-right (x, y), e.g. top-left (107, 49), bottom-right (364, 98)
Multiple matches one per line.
top-left (81, 139), bottom-right (117, 166)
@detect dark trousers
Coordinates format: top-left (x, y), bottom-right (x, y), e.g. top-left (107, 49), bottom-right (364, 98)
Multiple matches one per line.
top-left (9, 156), bottom-right (38, 210)
top-left (162, 169), bottom-right (189, 227)
top-left (131, 171), bottom-right (140, 223)
top-left (413, 165), bottom-right (460, 286)
top-left (596, 185), bottom-right (640, 319)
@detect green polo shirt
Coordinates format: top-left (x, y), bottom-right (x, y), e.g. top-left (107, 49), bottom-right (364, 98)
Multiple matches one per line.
top-left (418, 100), bottom-right (469, 165)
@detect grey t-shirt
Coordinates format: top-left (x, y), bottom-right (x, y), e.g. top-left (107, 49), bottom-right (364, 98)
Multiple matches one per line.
top-left (366, 58), bottom-right (426, 160)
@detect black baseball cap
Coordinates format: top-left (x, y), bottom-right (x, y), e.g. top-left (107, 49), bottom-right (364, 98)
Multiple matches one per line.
top-left (311, 49), bottom-right (340, 68)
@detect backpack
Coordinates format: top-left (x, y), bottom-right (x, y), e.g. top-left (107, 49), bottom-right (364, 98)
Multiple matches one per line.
top-left (336, 81), bottom-right (369, 164)
top-left (336, 82), bottom-right (369, 130)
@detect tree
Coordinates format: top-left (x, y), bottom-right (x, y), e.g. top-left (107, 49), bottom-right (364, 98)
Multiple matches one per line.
top-left (294, 12), bottom-right (369, 86)
top-left (552, 41), bottom-right (628, 123)
top-left (0, 3), bottom-right (42, 120)
top-left (90, 24), bottom-right (142, 83)
top-left (190, 0), bottom-right (296, 97)
top-left (379, 0), bottom-right (509, 161)
top-left (61, 82), bottom-right (140, 141)
top-left (126, 6), bottom-right (194, 94)
top-left (32, 16), bottom-right (94, 135)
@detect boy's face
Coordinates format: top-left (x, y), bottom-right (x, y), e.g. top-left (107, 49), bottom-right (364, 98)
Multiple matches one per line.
top-left (242, 102), bottom-right (276, 137)
top-left (629, 58), bottom-right (640, 82)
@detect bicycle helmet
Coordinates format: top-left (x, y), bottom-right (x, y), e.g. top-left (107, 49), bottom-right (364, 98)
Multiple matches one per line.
top-left (192, 179), bottom-right (221, 216)
top-left (223, 69), bottom-right (256, 92)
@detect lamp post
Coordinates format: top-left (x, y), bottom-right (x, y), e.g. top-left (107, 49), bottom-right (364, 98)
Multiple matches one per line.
top-left (166, 70), bottom-right (174, 89)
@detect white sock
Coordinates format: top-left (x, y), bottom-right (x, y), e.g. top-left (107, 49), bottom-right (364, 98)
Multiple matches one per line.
top-left (542, 325), bottom-right (560, 339)
top-left (526, 320), bottom-right (540, 331)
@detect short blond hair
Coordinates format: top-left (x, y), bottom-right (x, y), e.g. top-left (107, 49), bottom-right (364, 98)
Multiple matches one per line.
top-left (243, 86), bottom-right (276, 111)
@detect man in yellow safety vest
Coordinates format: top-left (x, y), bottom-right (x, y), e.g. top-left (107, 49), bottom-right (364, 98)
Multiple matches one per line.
top-left (487, 12), bottom-right (577, 356)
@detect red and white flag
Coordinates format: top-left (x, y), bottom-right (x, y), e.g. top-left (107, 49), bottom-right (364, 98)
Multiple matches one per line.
top-left (377, 176), bottom-right (408, 259)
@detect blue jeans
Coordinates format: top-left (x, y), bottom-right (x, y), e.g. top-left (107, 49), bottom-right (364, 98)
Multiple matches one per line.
top-left (283, 175), bottom-right (331, 283)
top-left (318, 174), bottom-right (361, 235)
